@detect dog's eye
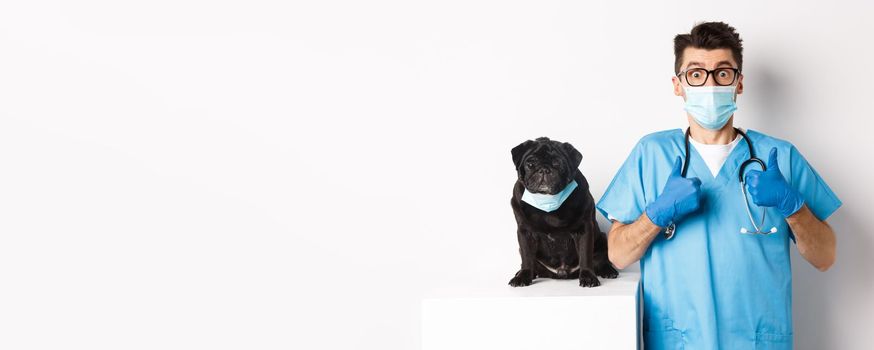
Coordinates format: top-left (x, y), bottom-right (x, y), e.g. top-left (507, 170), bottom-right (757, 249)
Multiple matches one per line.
top-left (552, 160), bottom-right (560, 167)
top-left (525, 162), bottom-right (533, 168)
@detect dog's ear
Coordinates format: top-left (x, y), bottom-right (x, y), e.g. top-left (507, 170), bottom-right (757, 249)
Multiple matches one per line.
top-left (511, 140), bottom-right (535, 170)
top-left (562, 142), bottom-right (583, 170)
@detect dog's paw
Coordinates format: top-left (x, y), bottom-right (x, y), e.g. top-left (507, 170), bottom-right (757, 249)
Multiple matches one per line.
top-left (596, 263), bottom-right (619, 279)
top-left (578, 270), bottom-right (601, 288)
top-left (508, 269), bottom-right (534, 287)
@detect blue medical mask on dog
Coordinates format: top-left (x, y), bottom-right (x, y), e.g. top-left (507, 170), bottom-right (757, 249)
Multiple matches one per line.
top-left (683, 86), bottom-right (738, 130)
top-left (521, 180), bottom-right (578, 212)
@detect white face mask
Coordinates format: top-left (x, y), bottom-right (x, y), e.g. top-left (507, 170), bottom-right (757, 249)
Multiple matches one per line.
top-left (683, 86), bottom-right (738, 130)
top-left (520, 180), bottom-right (578, 212)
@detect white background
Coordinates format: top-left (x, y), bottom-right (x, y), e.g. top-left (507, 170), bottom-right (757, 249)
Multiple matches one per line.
top-left (1, 1), bottom-right (872, 349)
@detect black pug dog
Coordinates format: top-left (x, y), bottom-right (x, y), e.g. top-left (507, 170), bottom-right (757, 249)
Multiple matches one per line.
top-left (509, 137), bottom-right (618, 287)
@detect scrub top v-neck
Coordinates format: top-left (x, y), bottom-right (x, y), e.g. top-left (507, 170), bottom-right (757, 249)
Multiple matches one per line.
top-left (688, 132), bottom-right (742, 178)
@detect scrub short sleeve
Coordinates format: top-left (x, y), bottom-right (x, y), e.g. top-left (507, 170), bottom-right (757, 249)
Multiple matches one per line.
top-left (596, 142), bottom-right (648, 224)
top-left (789, 145), bottom-right (842, 221)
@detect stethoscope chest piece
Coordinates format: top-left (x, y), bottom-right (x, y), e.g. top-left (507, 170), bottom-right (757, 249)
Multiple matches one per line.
top-left (664, 223), bottom-right (676, 240)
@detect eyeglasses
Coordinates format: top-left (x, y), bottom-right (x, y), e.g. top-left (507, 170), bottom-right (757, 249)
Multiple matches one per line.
top-left (677, 67), bottom-right (740, 87)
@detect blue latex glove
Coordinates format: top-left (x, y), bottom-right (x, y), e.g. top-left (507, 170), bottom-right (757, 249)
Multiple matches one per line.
top-left (745, 147), bottom-right (805, 218)
top-left (645, 156), bottom-right (703, 228)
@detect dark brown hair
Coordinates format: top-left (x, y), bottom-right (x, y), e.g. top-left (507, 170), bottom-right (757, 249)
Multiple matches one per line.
top-left (674, 22), bottom-right (743, 74)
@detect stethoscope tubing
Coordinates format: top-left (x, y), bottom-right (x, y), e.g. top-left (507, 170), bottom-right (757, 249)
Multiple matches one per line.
top-left (664, 127), bottom-right (775, 239)
top-left (682, 127), bottom-right (762, 178)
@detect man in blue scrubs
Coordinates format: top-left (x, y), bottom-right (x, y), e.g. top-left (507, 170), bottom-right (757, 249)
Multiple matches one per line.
top-left (596, 22), bottom-right (841, 349)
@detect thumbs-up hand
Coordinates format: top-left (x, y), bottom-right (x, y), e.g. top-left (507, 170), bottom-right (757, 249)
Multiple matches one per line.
top-left (744, 148), bottom-right (805, 217)
top-left (645, 156), bottom-right (703, 228)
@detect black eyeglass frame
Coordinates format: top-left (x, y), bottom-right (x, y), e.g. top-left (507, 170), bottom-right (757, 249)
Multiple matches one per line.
top-left (676, 67), bottom-right (742, 87)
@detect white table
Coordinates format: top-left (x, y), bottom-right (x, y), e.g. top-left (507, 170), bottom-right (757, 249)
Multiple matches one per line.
top-left (421, 271), bottom-right (641, 350)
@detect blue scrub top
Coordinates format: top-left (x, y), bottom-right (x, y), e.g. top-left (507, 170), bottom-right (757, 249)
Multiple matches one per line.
top-left (596, 128), bottom-right (841, 350)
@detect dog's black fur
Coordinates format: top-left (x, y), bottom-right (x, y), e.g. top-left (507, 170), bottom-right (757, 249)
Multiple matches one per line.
top-left (509, 137), bottom-right (618, 288)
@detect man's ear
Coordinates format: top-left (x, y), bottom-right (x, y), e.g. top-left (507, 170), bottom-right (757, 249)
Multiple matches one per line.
top-left (736, 74), bottom-right (744, 95)
top-left (511, 140), bottom-right (535, 170)
top-left (562, 142), bottom-right (583, 170)
top-left (672, 75), bottom-right (684, 97)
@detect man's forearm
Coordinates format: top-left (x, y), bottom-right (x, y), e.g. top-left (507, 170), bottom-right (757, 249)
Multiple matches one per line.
top-left (607, 213), bottom-right (663, 269)
top-left (786, 205), bottom-right (836, 271)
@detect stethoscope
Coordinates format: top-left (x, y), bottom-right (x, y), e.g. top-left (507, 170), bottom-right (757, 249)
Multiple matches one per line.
top-left (663, 127), bottom-right (778, 240)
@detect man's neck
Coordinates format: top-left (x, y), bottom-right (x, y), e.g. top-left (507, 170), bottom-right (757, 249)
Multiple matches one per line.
top-left (687, 115), bottom-right (737, 145)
